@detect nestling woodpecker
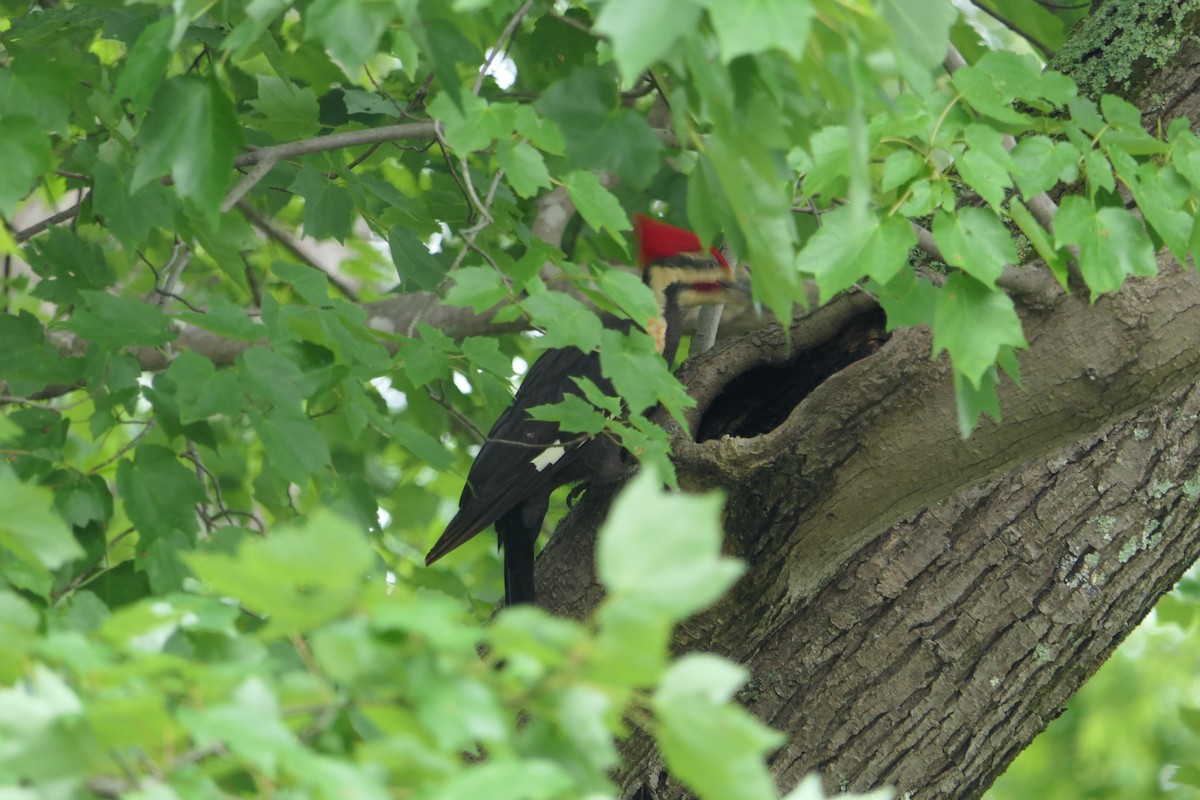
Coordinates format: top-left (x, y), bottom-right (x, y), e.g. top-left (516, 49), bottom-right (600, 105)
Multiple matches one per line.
top-left (425, 215), bottom-right (745, 606)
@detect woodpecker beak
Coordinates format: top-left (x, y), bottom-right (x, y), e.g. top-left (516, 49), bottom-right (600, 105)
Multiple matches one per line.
top-left (722, 277), bottom-right (752, 296)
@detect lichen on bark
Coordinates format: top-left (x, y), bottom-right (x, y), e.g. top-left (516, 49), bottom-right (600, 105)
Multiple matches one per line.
top-left (1050, 0), bottom-right (1200, 100)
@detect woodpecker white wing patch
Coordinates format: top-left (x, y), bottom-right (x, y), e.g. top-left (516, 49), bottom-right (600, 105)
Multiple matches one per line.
top-left (531, 441), bottom-right (567, 472)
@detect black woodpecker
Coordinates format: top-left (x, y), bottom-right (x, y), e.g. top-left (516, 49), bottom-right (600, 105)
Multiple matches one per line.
top-left (425, 215), bottom-right (745, 605)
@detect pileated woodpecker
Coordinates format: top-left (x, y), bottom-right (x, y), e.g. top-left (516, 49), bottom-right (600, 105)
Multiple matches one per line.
top-left (425, 215), bottom-right (743, 605)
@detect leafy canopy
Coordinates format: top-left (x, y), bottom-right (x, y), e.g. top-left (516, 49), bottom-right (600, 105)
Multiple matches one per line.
top-left (0, 0), bottom-right (1193, 796)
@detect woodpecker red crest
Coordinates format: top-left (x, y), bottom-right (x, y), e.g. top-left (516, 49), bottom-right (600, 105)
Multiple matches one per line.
top-left (635, 214), bottom-right (731, 272)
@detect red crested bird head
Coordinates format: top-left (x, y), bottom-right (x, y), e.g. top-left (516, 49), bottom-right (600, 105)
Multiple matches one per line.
top-left (631, 214), bottom-right (750, 362)
top-left (635, 214), bottom-right (731, 272)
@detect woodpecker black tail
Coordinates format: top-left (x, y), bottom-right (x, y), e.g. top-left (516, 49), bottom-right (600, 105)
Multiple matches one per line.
top-left (425, 215), bottom-right (745, 605)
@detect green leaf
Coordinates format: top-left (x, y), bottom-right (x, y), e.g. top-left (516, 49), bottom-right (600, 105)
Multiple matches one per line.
top-left (597, 330), bottom-right (694, 431)
top-left (594, 0), bottom-right (702, 80)
top-left (26, 227), bottom-right (115, 304)
top-left (1010, 135), bottom-right (1079, 199)
top-left (407, 661), bottom-right (507, 751)
top-left (933, 273), bottom-right (1027, 388)
top-left (223, 0), bottom-right (291, 57)
top-left (116, 445), bottom-right (205, 544)
top-left (92, 160), bottom-right (176, 251)
top-left (599, 268), bottom-right (659, 326)
top-left (163, 352), bottom-right (244, 424)
top-left (958, 125), bottom-right (1015, 210)
top-left (249, 75), bottom-right (320, 139)
top-left (131, 76), bottom-right (241, 216)
top-left (881, 149), bottom-right (924, 193)
top-left (518, 9), bottom-right (599, 86)
top-left (797, 208), bottom-right (916, 302)
top-left (237, 346), bottom-right (312, 409)
top-left (527, 395), bottom-right (608, 436)
top-left (443, 266), bottom-right (509, 311)
top-left (65, 291), bottom-right (175, 348)
top-left (697, 0), bottom-right (813, 63)
top-left (953, 52), bottom-right (1075, 125)
top-left (801, 126), bottom-right (850, 198)
top-left (114, 16), bottom-right (174, 114)
top-left (1009, 199), bottom-right (1068, 287)
top-left (572, 376), bottom-right (623, 416)
top-left (524, 290), bottom-right (603, 352)
top-left (932, 207), bottom-right (1016, 288)
top-left (880, 0), bottom-right (957, 68)
top-left (869, 270), bottom-right (937, 329)
top-left (439, 759), bottom-right (574, 800)
top-left (291, 164), bottom-right (355, 242)
top-left (0, 55), bottom-right (72, 138)
top-left (388, 225), bottom-right (446, 291)
top-left (0, 475), bottom-right (85, 590)
top-left (562, 171), bottom-right (632, 241)
top-left (186, 510), bottom-right (374, 635)
top-left (400, 330), bottom-right (453, 387)
top-left (1054, 197), bottom-right (1157, 296)
top-left (461, 335), bottom-right (513, 377)
top-left (1082, 146), bottom-right (1115, 195)
top-left (556, 684), bottom-right (621, 773)
top-left (1126, 163), bottom-right (1193, 264)
top-left (342, 88), bottom-right (397, 115)
top-left (657, 653), bottom-right (748, 704)
top-left (428, 92), bottom-right (515, 153)
top-left (252, 408), bottom-right (332, 484)
top-left (415, 15), bottom-right (480, 109)
top-left (55, 475), bottom-right (113, 530)
top-left (271, 261), bottom-right (331, 305)
top-left (304, 0), bottom-right (397, 71)
top-left (536, 69), bottom-right (662, 188)
top-left (1100, 93), bottom-right (1167, 155)
top-left (513, 105), bottom-right (567, 155)
top-left (0, 310), bottom-right (81, 388)
top-left (178, 296), bottom-right (262, 340)
top-left (497, 140), bottom-right (552, 198)
top-left (0, 116), bottom-right (51, 219)
top-left (180, 678), bottom-right (299, 777)
top-left (954, 365), bottom-right (1001, 438)
top-left (596, 469), bottom-right (742, 617)
top-left (590, 594), bottom-right (674, 685)
top-left (655, 654), bottom-right (784, 800)
top-left (391, 420), bottom-right (455, 471)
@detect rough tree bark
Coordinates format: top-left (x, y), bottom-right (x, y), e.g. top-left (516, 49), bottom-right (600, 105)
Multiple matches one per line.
top-left (534, 5), bottom-right (1200, 799)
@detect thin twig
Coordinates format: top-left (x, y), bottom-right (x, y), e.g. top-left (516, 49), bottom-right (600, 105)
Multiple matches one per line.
top-left (427, 386), bottom-right (487, 443)
top-left (87, 421), bottom-right (156, 475)
top-left (53, 527), bottom-right (136, 600)
top-left (14, 191), bottom-right (89, 243)
top-left (155, 238), bottom-right (192, 307)
top-left (233, 122), bottom-right (439, 169)
top-left (473, 0), bottom-right (535, 95)
top-left (236, 200), bottom-right (360, 302)
top-left (547, 11), bottom-right (601, 37)
top-left (222, 154), bottom-right (278, 212)
top-left (153, 288), bottom-right (204, 313)
top-left (967, 0), bottom-right (1053, 59)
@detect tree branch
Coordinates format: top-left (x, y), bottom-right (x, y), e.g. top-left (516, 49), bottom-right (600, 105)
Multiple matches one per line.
top-left (236, 200), bottom-right (361, 302)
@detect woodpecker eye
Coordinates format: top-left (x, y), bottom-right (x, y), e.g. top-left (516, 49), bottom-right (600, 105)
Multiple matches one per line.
top-left (688, 281), bottom-right (727, 293)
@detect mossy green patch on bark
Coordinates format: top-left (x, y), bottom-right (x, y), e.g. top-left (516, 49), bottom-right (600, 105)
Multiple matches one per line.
top-left (1051, 0), bottom-right (1200, 100)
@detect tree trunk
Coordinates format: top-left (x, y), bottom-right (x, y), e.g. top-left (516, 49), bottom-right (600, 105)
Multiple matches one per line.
top-left (535, 5), bottom-right (1200, 798)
